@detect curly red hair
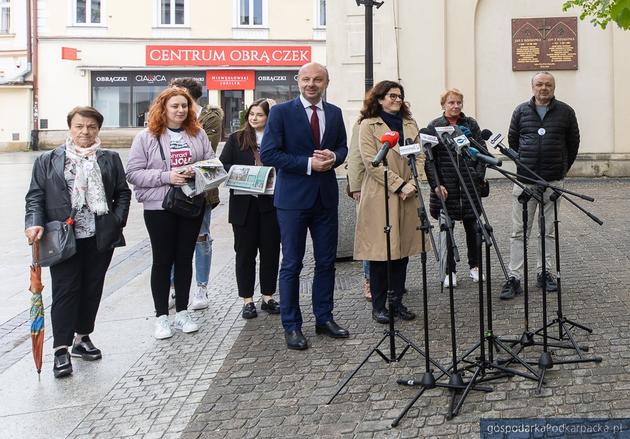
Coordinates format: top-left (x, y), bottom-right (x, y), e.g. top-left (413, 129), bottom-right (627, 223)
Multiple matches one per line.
top-left (147, 87), bottom-right (201, 137)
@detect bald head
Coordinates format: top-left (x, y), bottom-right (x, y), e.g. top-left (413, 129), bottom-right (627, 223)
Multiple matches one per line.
top-left (297, 62), bottom-right (330, 105)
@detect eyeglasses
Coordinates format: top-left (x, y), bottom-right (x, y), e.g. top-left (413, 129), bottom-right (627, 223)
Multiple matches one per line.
top-left (386, 93), bottom-right (403, 101)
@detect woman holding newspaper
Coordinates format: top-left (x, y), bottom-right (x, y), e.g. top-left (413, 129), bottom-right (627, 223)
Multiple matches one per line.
top-left (126, 87), bottom-right (214, 339)
top-left (219, 98), bottom-right (281, 320)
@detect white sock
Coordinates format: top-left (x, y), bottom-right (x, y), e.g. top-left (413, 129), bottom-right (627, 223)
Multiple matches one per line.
top-left (54, 345), bottom-right (68, 354)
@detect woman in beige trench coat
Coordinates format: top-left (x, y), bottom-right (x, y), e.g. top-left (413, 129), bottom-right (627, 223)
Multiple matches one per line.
top-left (353, 80), bottom-right (427, 324)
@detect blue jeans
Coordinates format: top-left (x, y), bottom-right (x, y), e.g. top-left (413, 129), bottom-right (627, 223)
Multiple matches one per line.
top-left (195, 207), bottom-right (213, 286)
top-left (169, 207), bottom-right (213, 287)
top-left (362, 260), bottom-right (370, 279)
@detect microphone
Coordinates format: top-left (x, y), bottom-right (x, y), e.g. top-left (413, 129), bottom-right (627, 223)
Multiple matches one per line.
top-left (371, 131), bottom-right (400, 167)
top-left (481, 129), bottom-right (519, 161)
top-left (434, 126), bottom-right (456, 147)
top-left (418, 128), bottom-right (438, 161)
top-left (399, 138), bottom-right (422, 157)
top-left (457, 125), bottom-right (492, 155)
top-left (468, 147), bottom-right (502, 167)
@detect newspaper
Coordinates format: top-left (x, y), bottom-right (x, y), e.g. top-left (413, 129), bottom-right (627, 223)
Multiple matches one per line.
top-left (224, 165), bottom-right (275, 195)
top-left (180, 158), bottom-right (229, 197)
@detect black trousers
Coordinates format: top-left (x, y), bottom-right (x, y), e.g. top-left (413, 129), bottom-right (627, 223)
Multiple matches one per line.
top-left (369, 257), bottom-right (409, 312)
top-left (446, 218), bottom-right (479, 273)
top-left (232, 198), bottom-right (281, 298)
top-left (50, 237), bottom-right (114, 348)
top-left (144, 209), bottom-right (204, 316)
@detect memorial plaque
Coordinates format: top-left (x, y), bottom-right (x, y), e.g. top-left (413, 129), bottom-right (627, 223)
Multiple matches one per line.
top-left (512, 17), bottom-right (578, 71)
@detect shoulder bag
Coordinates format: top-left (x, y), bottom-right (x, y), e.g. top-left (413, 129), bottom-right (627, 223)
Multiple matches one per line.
top-left (157, 137), bottom-right (205, 218)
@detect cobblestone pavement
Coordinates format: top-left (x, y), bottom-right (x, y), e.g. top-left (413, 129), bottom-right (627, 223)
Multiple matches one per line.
top-left (2, 175), bottom-right (630, 438)
top-left (180, 178), bottom-right (630, 438)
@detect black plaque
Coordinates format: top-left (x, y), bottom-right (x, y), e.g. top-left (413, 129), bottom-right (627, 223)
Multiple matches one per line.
top-left (512, 17), bottom-right (578, 71)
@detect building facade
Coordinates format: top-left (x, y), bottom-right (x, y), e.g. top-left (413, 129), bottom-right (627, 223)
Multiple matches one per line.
top-left (326, 0), bottom-right (630, 176)
top-left (0, 0), bottom-right (31, 150)
top-left (0, 0), bottom-right (327, 149)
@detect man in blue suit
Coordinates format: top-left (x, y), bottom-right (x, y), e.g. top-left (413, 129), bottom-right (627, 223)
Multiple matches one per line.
top-left (260, 62), bottom-right (349, 350)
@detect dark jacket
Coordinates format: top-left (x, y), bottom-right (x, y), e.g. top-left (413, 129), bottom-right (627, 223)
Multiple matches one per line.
top-left (424, 113), bottom-right (487, 221)
top-left (219, 132), bottom-right (275, 227)
top-left (25, 145), bottom-right (132, 252)
top-left (508, 96), bottom-right (580, 183)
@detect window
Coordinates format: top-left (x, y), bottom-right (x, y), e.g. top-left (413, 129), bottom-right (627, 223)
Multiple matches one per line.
top-left (0, 0), bottom-right (10, 34)
top-left (316, 0), bottom-right (326, 28)
top-left (74, 0), bottom-right (101, 25)
top-left (237, 0), bottom-right (266, 27)
top-left (158, 0), bottom-right (186, 26)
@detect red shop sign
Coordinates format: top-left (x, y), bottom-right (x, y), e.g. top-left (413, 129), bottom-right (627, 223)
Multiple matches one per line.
top-left (206, 70), bottom-right (255, 90)
top-left (146, 45), bottom-right (311, 67)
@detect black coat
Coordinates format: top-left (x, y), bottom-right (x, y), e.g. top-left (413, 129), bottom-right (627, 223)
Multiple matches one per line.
top-left (219, 132), bottom-right (275, 227)
top-left (25, 146), bottom-right (131, 252)
top-left (508, 96), bottom-right (580, 183)
top-left (424, 113), bottom-right (487, 221)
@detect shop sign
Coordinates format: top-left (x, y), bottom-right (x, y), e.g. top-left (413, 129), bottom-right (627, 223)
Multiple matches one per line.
top-left (92, 70), bottom-right (206, 87)
top-left (255, 70), bottom-right (299, 86)
top-left (146, 45), bottom-right (311, 67)
top-left (206, 70), bottom-right (255, 90)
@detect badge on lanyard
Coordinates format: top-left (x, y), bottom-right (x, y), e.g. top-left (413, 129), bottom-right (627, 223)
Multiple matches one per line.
top-left (538, 128), bottom-right (546, 136)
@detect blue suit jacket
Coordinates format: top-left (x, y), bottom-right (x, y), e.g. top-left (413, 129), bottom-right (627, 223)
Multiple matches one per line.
top-left (260, 97), bottom-right (348, 210)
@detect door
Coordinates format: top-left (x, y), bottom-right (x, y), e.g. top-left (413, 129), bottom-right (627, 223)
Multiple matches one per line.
top-left (221, 90), bottom-right (245, 139)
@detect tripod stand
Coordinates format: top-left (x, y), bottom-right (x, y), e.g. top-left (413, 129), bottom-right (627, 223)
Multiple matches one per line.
top-left (529, 192), bottom-right (602, 366)
top-left (328, 155), bottom-right (447, 405)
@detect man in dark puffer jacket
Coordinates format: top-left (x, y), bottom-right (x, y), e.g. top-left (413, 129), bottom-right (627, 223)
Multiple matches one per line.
top-left (500, 71), bottom-right (580, 300)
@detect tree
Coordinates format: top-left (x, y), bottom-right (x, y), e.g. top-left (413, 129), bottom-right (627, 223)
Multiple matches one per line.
top-left (563, 0), bottom-right (630, 30)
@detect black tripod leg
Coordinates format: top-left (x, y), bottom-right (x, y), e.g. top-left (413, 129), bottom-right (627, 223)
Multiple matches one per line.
top-left (451, 365), bottom-right (483, 418)
top-left (491, 337), bottom-right (541, 380)
top-left (391, 386), bottom-right (428, 427)
top-left (327, 334), bottom-right (388, 404)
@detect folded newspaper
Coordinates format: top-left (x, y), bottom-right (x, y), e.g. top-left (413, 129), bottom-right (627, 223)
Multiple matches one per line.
top-left (180, 158), bottom-right (229, 197)
top-left (224, 165), bottom-right (275, 195)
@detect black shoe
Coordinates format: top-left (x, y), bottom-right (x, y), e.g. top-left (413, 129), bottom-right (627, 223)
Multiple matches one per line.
top-left (260, 298), bottom-right (280, 314)
top-left (285, 329), bottom-right (308, 350)
top-left (242, 302), bottom-right (257, 319)
top-left (393, 303), bottom-right (416, 321)
top-left (315, 320), bottom-right (350, 338)
top-left (536, 272), bottom-right (558, 292)
top-left (53, 348), bottom-right (73, 378)
top-left (71, 336), bottom-right (102, 361)
top-left (499, 277), bottom-right (523, 300)
top-left (372, 309), bottom-right (390, 324)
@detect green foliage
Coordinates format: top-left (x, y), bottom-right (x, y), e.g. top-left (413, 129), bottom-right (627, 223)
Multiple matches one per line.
top-left (563, 0), bottom-right (630, 30)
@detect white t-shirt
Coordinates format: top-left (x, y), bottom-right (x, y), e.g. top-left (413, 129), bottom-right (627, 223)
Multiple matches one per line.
top-left (168, 128), bottom-right (192, 168)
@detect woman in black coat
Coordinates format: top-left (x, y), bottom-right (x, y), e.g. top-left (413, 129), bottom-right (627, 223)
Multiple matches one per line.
top-left (25, 106), bottom-right (131, 378)
top-left (425, 89), bottom-right (488, 288)
top-left (219, 98), bottom-right (281, 319)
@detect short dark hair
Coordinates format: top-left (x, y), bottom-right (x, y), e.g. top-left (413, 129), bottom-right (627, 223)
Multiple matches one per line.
top-left (66, 106), bottom-right (104, 129)
top-left (170, 77), bottom-right (203, 101)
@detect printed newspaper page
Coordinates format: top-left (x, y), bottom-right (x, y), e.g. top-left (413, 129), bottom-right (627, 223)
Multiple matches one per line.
top-left (224, 165), bottom-right (275, 195)
top-left (180, 158), bottom-right (229, 197)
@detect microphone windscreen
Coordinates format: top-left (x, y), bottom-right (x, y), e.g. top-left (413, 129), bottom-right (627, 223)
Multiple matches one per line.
top-left (379, 131), bottom-right (400, 147)
top-left (404, 138), bottom-right (414, 145)
top-left (480, 129), bottom-right (493, 141)
top-left (419, 128), bottom-right (432, 135)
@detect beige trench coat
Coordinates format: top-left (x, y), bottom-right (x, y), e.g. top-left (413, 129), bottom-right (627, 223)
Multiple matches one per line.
top-left (353, 116), bottom-right (429, 261)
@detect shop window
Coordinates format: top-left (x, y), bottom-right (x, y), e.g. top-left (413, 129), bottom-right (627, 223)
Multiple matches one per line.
top-left (158, 0), bottom-right (187, 26)
top-left (236, 0), bottom-right (266, 27)
top-left (315, 0), bottom-right (326, 28)
top-left (74, 0), bottom-right (102, 25)
top-left (0, 0), bottom-right (10, 33)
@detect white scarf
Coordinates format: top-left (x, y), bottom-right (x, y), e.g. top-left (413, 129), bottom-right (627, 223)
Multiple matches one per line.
top-left (65, 137), bottom-right (109, 215)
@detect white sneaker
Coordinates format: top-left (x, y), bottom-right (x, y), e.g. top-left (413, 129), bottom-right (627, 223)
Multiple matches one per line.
top-left (189, 285), bottom-right (209, 310)
top-left (154, 315), bottom-right (174, 340)
top-left (174, 310), bottom-right (199, 333)
top-left (443, 273), bottom-right (457, 288)
top-left (168, 287), bottom-right (176, 310)
top-left (469, 267), bottom-right (485, 283)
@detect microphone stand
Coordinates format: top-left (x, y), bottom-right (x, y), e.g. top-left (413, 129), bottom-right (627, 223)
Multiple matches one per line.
top-left (328, 155), bottom-right (446, 406)
top-left (392, 148), bottom-right (489, 427)
top-left (482, 164), bottom-right (603, 391)
top-left (436, 143), bottom-right (540, 418)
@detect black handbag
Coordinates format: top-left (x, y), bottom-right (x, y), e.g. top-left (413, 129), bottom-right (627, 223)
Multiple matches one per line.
top-left (157, 137), bottom-right (204, 218)
top-left (38, 215), bottom-right (77, 267)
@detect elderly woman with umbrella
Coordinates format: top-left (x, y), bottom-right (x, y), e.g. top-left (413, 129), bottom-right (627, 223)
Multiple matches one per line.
top-left (25, 106), bottom-right (131, 378)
